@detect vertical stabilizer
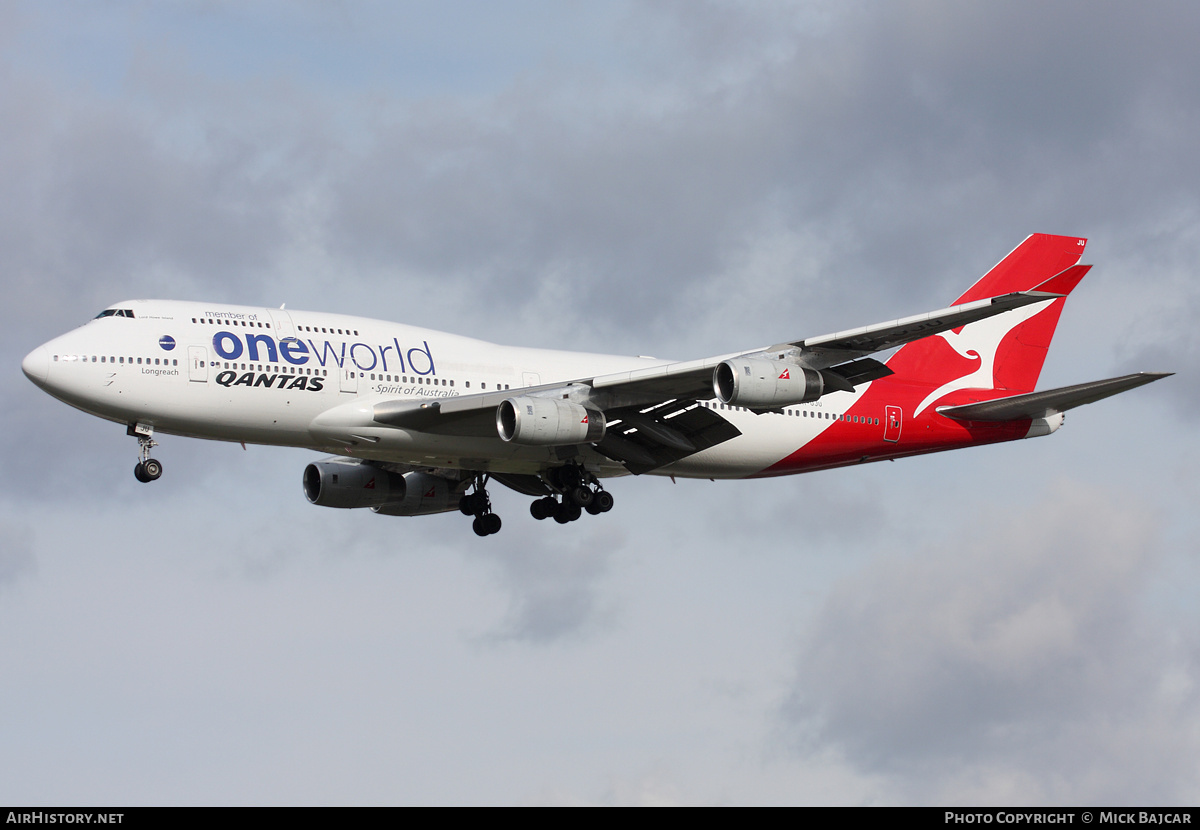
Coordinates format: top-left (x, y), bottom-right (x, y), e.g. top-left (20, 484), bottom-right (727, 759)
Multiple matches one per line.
top-left (887, 234), bottom-right (1090, 413)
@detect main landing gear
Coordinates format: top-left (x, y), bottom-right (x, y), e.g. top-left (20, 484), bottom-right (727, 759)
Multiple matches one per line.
top-left (460, 476), bottom-right (502, 537)
top-left (129, 424), bottom-right (163, 483)
top-left (460, 466), bottom-right (615, 536)
top-left (529, 464), bottom-right (614, 525)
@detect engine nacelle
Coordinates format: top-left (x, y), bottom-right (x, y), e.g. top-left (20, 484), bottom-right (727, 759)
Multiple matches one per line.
top-left (303, 460), bottom-right (406, 508)
top-left (496, 396), bottom-right (606, 445)
top-left (371, 472), bottom-right (462, 516)
top-left (303, 462), bottom-right (462, 515)
top-left (713, 359), bottom-right (824, 408)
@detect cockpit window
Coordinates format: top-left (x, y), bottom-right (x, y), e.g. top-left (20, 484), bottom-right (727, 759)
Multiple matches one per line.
top-left (94, 309), bottom-right (135, 319)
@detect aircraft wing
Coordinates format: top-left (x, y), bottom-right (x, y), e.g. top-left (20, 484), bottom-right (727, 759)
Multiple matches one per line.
top-left (936, 372), bottom-right (1172, 421)
top-left (354, 285), bottom-right (1072, 472)
top-left (372, 288), bottom-right (1063, 427)
top-left (790, 284), bottom-right (1075, 367)
top-left (587, 284), bottom-right (1069, 397)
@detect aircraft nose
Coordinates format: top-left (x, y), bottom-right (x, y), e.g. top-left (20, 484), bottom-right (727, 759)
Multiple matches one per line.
top-left (22, 346), bottom-right (49, 384)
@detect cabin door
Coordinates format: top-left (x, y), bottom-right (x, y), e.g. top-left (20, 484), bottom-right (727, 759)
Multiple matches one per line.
top-left (883, 405), bottom-right (902, 443)
top-left (188, 346), bottom-right (208, 382)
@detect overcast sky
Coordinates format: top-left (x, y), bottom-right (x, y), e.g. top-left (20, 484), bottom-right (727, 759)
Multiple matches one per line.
top-left (3, 1), bottom-right (1198, 806)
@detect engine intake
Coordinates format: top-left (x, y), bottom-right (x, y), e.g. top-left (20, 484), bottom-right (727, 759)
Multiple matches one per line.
top-left (714, 359), bottom-right (824, 408)
top-left (497, 396), bottom-right (606, 445)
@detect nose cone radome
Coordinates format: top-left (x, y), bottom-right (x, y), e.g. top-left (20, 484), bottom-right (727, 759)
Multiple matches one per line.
top-left (22, 346), bottom-right (49, 385)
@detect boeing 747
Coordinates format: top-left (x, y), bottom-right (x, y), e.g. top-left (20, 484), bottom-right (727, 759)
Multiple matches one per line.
top-left (22, 234), bottom-right (1168, 535)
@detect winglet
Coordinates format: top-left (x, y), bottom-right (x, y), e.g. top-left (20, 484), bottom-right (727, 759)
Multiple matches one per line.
top-left (1032, 263), bottom-right (1091, 297)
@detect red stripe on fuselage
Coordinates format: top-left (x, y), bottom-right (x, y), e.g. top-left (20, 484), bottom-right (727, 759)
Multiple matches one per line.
top-left (754, 378), bottom-right (1030, 477)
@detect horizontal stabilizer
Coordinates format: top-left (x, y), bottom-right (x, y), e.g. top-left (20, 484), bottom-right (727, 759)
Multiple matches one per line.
top-left (937, 372), bottom-right (1172, 421)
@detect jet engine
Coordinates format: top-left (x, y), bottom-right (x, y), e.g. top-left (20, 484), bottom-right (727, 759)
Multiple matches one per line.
top-left (496, 396), bottom-right (606, 446)
top-left (370, 472), bottom-right (461, 516)
top-left (302, 461), bottom-right (459, 515)
top-left (713, 358), bottom-right (824, 408)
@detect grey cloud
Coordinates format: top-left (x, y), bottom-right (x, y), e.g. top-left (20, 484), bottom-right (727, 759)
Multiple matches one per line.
top-left (1128, 343), bottom-right (1199, 422)
top-left (0, 520), bottom-right (35, 587)
top-left (784, 483), bottom-right (1200, 804)
top-left (296, 2), bottom-right (1200, 354)
top-left (7, 1), bottom-right (1200, 359)
top-left (472, 524), bottom-right (622, 645)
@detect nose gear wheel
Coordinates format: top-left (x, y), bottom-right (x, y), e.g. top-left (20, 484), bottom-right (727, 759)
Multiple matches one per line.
top-left (130, 427), bottom-right (163, 483)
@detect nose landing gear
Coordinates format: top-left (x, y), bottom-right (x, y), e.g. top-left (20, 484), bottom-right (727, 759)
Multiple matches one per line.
top-left (128, 423), bottom-right (163, 483)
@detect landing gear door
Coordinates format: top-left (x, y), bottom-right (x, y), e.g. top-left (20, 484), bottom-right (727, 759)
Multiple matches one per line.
top-left (884, 405), bottom-right (902, 443)
top-left (188, 346), bottom-right (208, 382)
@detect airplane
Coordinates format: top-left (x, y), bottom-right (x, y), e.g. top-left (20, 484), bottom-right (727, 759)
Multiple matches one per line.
top-left (22, 234), bottom-right (1169, 536)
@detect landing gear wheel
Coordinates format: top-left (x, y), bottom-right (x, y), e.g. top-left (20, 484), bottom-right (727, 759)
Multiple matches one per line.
top-left (460, 492), bottom-right (488, 516)
top-left (530, 497), bottom-right (554, 520)
top-left (472, 513), bottom-right (502, 536)
top-left (132, 426), bottom-right (162, 483)
top-left (569, 485), bottom-right (593, 508)
top-left (593, 490), bottom-right (614, 513)
top-left (554, 501), bottom-right (582, 523)
top-left (464, 476), bottom-right (502, 536)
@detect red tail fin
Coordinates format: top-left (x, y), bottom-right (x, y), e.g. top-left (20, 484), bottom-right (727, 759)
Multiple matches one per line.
top-left (887, 235), bottom-right (1089, 413)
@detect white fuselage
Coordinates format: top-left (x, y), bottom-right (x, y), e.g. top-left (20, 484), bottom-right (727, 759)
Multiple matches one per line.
top-left (24, 300), bottom-right (856, 480)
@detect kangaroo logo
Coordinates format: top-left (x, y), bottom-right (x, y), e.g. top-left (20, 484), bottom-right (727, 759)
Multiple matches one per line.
top-left (913, 300), bottom-right (1052, 416)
